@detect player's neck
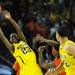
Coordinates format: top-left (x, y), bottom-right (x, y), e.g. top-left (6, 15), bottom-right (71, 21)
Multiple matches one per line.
top-left (60, 37), bottom-right (68, 46)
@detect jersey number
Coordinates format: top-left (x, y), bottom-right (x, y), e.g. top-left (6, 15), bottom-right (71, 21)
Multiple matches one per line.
top-left (21, 47), bottom-right (31, 54)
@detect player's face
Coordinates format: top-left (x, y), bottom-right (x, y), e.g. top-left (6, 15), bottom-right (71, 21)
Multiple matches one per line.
top-left (10, 34), bottom-right (20, 43)
top-left (56, 32), bottom-right (61, 43)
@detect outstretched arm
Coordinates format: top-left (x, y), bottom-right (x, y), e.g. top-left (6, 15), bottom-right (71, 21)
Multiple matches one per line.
top-left (42, 39), bottom-right (58, 45)
top-left (3, 10), bottom-right (27, 42)
top-left (0, 26), bottom-right (13, 53)
top-left (36, 34), bottom-right (58, 45)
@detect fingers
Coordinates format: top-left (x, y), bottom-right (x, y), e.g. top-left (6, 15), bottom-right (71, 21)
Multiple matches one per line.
top-left (38, 46), bottom-right (46, 52)
top-left (36, 34), bottom-right (44, 42)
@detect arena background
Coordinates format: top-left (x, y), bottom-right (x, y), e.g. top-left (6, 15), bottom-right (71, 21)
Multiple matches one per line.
top-left (0, 0), bottom-right (75, 75)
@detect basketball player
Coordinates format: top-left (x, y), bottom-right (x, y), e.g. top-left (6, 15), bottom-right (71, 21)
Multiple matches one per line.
top-left (46, 26), bottom-right (75, 75)
top-left (55, 26), bottom-right (75, 75)
top-left (0, 10), bottom-right (43, 75)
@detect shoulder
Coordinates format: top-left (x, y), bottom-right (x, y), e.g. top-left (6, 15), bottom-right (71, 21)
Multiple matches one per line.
top-left (20, 40), bottom-right (27, 44)
top-left (64, 43), bottom-right (75, 51)
top-left (65, 40), bottom-right (75, 45)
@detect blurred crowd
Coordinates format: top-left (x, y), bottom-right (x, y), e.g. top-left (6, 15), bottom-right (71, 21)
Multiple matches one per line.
top-left (0, 0), bottom-right (75, 75)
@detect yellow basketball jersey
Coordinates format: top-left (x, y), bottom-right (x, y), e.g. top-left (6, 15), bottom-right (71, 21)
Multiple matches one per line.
top-left (13, 41), bottom-right (43, 75)
top-left (59, 40), bottom-right (75, 75)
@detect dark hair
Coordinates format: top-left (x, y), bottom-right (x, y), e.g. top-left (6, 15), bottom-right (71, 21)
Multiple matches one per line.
top-left (57, 26), bottom-right (69, 37)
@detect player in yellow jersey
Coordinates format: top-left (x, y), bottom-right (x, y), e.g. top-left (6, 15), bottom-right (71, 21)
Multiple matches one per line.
top-left (44, 26), bottom-right (75, 75)
top-left (0, 10), bottom-right (43, 75)
top-left (55, 26), bottom-right (75, 75)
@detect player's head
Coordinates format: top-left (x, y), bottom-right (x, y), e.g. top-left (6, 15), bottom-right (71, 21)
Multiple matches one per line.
top-left (56, 26), bottom-right (69, 43)
top-left (10, 33), bottom-right (20, 43)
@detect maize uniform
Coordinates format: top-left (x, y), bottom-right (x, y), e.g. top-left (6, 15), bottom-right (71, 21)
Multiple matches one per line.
top-left (13, 41), bottom-right (43, 75)
top-left (59, 40), bottom-right (75, 75)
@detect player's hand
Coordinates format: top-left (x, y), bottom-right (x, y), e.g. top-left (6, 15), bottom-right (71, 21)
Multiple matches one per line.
top-left (36, 34), bottom-right (45, 42)
top-left (45, 70), bottom-right (58, 75)
top-left (45, 72), bottom-right (54, 75)
top-left (2, 10), bottom-right (11, 19)
top-left (38, 46), bottom-right (46, 53)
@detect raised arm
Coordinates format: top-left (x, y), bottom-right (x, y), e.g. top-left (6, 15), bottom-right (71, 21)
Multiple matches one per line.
top-left (2, 10), bottom-right (27, 42)
top-left (38, 46), bottom-right (50, 70)
top-left (38, 46), bottom-right (44, 65)
top-left (0, 26), bottom-right (13, 53)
